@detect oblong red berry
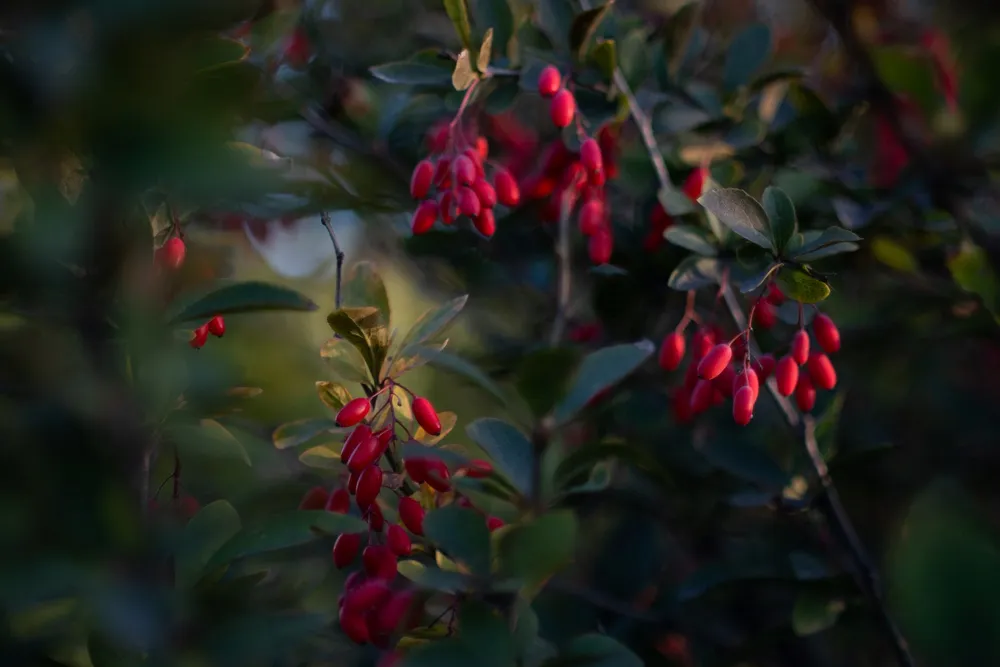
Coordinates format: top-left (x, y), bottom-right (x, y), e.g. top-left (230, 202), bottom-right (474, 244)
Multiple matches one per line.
top-left (398, 497), bottom-right (425, 536)
top-left (537, 65), bottom-right (561, 97)
top-left (690, 379), bottom-right (715, 414)
top-left (692, 330), bottom-right (715, 360)
top-left (457, 186), bottom-right (481, 217)
top-left (755, 301), bottom-right (776, 329)
top-left (807, 353), bottom-right (837, 390)
top-left (403, 458), bottom-right (427, 484)
top-left (453, 155), bottom-right (476, 185)
top-left (472, 178), bottom-right (497, 209)
top-left (775, 355), bottom-right (799, 397)
top-left (325, 487), bottom-right (351, 513)
top-left (550, 89), bottom-right (576, 128)
top-left (438, 191), bottom-right (457, 224)
top-left (734, 368), bottom-right (760, 402)
top-left (474, 209), bottom-right (496, 238)
top-left (697, 343), bottom-right (733, 380)
top-left (813, 313), bottom-right (841, 353)
top-left (424, 459), bottom-right (451, 492)
top-left (753, 354), bottom-right (776, 381)
top-left (347, 434), bottom-right (382, 473)
top-left (337, 397), bottom-right (371, 427)
top-left (433, 158), bottom-right (451, 186)
top-left (343, 579), bottom-right (391, 615)
top-left (658, 331), bottom-right (686, 372)
top-left (713, 365), bottom-right (737, 398)
top-left (367, 502), bottom-right (385, 532)
top-left (487, 516), bottom-right (505, 532)
top-left (464, 148), bottom-right (486, 179)
top-left (333, 532), bottom-right (361, 569)
top-left (387, 524), bottom-right (411, 556)
top-left (476, 136), bottom-right (489, 160)
top-left (494, 169), bottom-right (520, 207)
top-left (683, 165), bottom-right (709, 202)
top-left (412, 397), bottom-right (441, 435)
top-left (410, 160), bottom-right (434, 199)
top-left (460, 459), bottom-right (493, 479)
top-left (299, 486), bottom-right (328, 511)
top-left (411, 200), bottom-right (438, 235)
top-left (190, 325), bottom-right (208, 349)
top-left (341, 424), bottom-right (372, 464)
top-left (338, 605), bottom-right (370, 645)
top-left (207, 315), bottom-right (225, 337)
top-left (588, 229), bottom-right (613, 265)
top-left (363, 544), bottom-right (398, 581)
top-left (580, 138), bottom-right (603, 174)
top-left (160, 237), bottom-right (186, 270)
top-left (578, 198), bottom-right (604, 236)
top-left (356, 465), bottom-right (383, 508)
top-left (795, 374), bottom-right (816, 412)
top-left (733, 386), bottom-right (755, 426)
top-left (791, 330), bottom-right (810, 365)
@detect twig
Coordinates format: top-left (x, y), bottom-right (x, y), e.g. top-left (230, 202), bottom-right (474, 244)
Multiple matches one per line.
top-left (549, 188), bottom-right (576, 346)
top-left (320, 211), bottom-right (345, 310)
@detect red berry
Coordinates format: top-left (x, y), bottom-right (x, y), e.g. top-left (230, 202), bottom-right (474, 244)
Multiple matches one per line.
top-left (461, 459), bottom-right (493, 478)
top-left (494, 169), bottom-right (521, 207)
top-left (398, 497), bottom-right (425, 535)
top-left (284, 28), bottom-right (311, 68)
top-left (343, 571), bottom-right (366, 592)
top-left (766, 284), bottom-right (786, 305)
top-left (337, 397), bottom-right (371, 427)
top-left (795, 374), bottom-right (816, 412)
top-left (537, 65), bottom-right (561, 97)
top-left (410, 160), bottom-right (434, 199)
top-left (697, 344), bottom-right (733, 380)
top-left (344, 579), bottom-right (391, 615)
top-left (347, 433), bottom-right (382, 473)
top-left (427, 123), bottom-right (450, 153)
top-left (807, 353), bottom-right (837, 390)
top-left (356, 465), bottom-right (383, 508)
top-left (486, 516), bottom-right (505, 532)
top-left (363, 544), bottom-right (398, 581)
top-left (325, 487), bottom-right (351, 514)
top-left (412, 397), bottom-right (441, 435)
top-left (453, 155), bottom-right (476, 185)
top-left (403, 458), bottom-right (427, 484)
top-left (190, 325), bottom-right (208, 349)
top-left (474, 210), bottom-right (496, 238)
top-left (424, 459), bottom-right (451, 492)
top-left (775, 355), bottom-right (799, 396)
top-left (813, 314), bottom-right (841, 354)
top-left (589, 167), bottom-right (606, 187)
top-left (683, 165), bottom-right (709, 202)
top-left (348, 468), bottom-right (361, 494)
top-left (690, 379), bottom-right (714, 414)
top-left (692, 330), bottom-right (715, 360)
top-left (578, 198), bottom-right (604, 236)
top-left (658, 331), bottom-right (686, 372)
top-left (438, 191), bottom-right (458, 224)
top-left (755, 301), bottom-right (776, 329)
top-left (367, 502), bottom-right (385, 532)
top-left (550, 89), bottom-right (576, 128)
top-left (464, 148), bottom-right (486, 179)
top-left (671, 387), bottom-right (694, 424)
top-left (472, 178), bottom-right (497, 209)
top-left (791, 330), bottom-right (810, 365)
top-left (372, 591), bottom-right (417, 638)
top-left (713, 364), bottom-right (737, 398)
top-left (341, 424), bottom-right (372, 464)
top-left (338, 605), bottom-right (370, 645)
top-left (206, 315), bottom-right (225, 337)
top-left (734, 368), bottom-right (760, 402)
top-left (683, 362), bottom-right (700, 391)
top-left (733, 386), bottom-right (755, 426)
top-left (457, 187), bottom-right (481, 217)
top-left (299, 486), bottom-right (328, 511)
top-left (433, 158), bottom-right (451, 186)
top-left (588, 229), bottom-right (613, 265)
top-left (580, 138), bottom-right (603, 174)
top-left (476, 136), bottom-right (489, 160)
top-left (333, 533), bottom-right (361, 569)
top-left (753, 354), bottom-right (776, 381)
top-left (387, 524), bottom-right (411, 556)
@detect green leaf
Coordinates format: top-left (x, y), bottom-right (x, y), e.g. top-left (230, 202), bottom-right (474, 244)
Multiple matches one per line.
top-left (168, 281), bottom-right (317, 323)
top-left (424, 506), bottom-right (493, 576)
top-left (701, 436), bottom-right (791, 490)
top-left (788, 226), bottom-right (862, 260)
top-left (169, 419), bottom-right (251, 466)
top-left (370, 60), bottom-right (454, 87)
top-left (792, 590), bottom-right (846, 636)
top-left (697, 188), bottom-right (774, 251)
top-left (663, 225), bottom-right (718, 256)
top-left (444, 0), bottom-right (474, 52)
top-left (469, 0), bottom-right (515, 62)
top-left (401, 440), bottom-right (472, 470)
top-left (794, 242), bottom-right (860, 262)
top-left (569, 3), bottom-right (611, 61)
top-left (723, 22), bottom-right (771, 91)
top-left (477, 28), bottom-right (494, 72)
top-left (871, 236), bottom-right (919, 273)
top-left (515, 346), bottom-right (581, 418)
top-left (327, 308), bottom-right (378, 375)
top-left (762, 186), bottom-right (797, 254)
top-left (776, 267), bottom-right (832, 304)
top-left (553, 341), bottom-right (654, 424)
top-left (737, 262), bottom-right (781, 293)
top-left (554, 440), bottom-right (672, 490)
top-left (497, 510), bottom-right (578, 590)
top-left (320, 337), bottom-right (373, 384)
top-left (341, 261), bottom-right (390, 326)
top-left (176, 500), bottom-right (242, 589)
top-left (453, 49), bottom-right (478, 91)
top-left (457, 601), bottom-right (515, 667)
top-left (427, 350), bottom-right (508, 404)
top-left (298, 443), bottom-right (343, 470)
top-left (559, 634), bottom-right (643, 667)
top-left (191, 35), bottom-right (250, 73)
top-left (397, 560), bottom-right (473, 593)
top-left (536, 0), bottom-right (575, 51)
top-left (210, 510), bottom-right (366, 567)
top-left (271, 417), bottom-right (341, 450)
top-left (466, 418), bottom-right (534, 496)
top-left (403, 638), bottom-right (478, 667)
top-left (948, 241), bottom-right (1000, 320)
top-left (871, 45), bottom-right (938, 118)
top-left (398, 295), bottom-right (469, 353)
top-left (668, 256), bottom-right (721, 290)
top-left (315, 381), bottom-right (351, 412)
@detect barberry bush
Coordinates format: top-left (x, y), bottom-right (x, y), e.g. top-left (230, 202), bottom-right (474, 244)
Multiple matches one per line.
top-left (4, 1), bottom-right (1000, 667)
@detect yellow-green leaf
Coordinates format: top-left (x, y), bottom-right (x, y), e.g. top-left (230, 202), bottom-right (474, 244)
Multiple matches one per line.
top-left (477, 28), bottom-right (494, 72)
top-left (776, 267), bottom-right (831, 304)
top-left (316, 381), bottom-right (352, 411)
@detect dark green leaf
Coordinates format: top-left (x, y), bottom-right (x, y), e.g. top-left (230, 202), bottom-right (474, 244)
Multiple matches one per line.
top-left (341, 261), bottom-right (390, 326)
top-left (737, 262), bottom-right (781, 293)
top-left (401, 440), bottom-right (471, 469)
top-left (515, 346), bottom-right (581, 418)
top-left (397, 295), bottom-right (469, 353)
top-left (569, 3), bottom-right (611, 61)
top-left (176, 500), bottom-right (241, 589)
top-left (697, 188), bottom-right (774, 250)
top-left (536, 0), bottom-right (575, 51)
top-left (327, 308), bottom-right (378, 375)
top-left (466, 418), bottom-right (534, 495)
top-left (484, 79), bottom-right (520, 113)
top-left (789, 226), bottom-right (862, 261)
top-left (776, 267), bottom-right (831, 304)
top-left (458, 601), bottom-right (516, 667)
top-left (792, 590), bottom-right (845, 636)
top-left (397, 560), bottom-right (473, 593)
top-left (168, 281), bottom-right (316, 323)
top-left (589, 39), bottom-right (617, 81)
top-left (271, 418), bottom-right (341, 450)
top-left (403, 638), bottom-right (478, 667)
top-left (663, 225), bottom-right (718, 256)
top-left (320, 338), bottom-right (373, 384)
top-left (794, 242), bottom-right (860, 262)
top-left (701, 436), bottom-right (791, 490)
top-left (554, 440), bottom-right (672, 490)
top-left (469, 0), bottom-right (515, 61)
top-left (427, 350), bottom-right (508, 404)
top-left (424, 506), bottom-right (493, 577)
top-left (723, 23), bottom-right (772, 91)
top-left (168, 419), bottom-right (251, 466)
top-left (209, 511), bottom-right (366, 567)
top-left (560, 634), bottom-right (643, 667)
top-left (948, 241), bottom-right (1000, 320)
top-left (668, 256), bottom-right (721, 291)
top-left (370, 61), bottom-right (454, 86)
top-left (444, 0), bottom-right (474, 51)
top-left (763, 186), bottom-right (797, 254)
top-left (497, 510), bottom-right (578, 588)
top-left (553, 341), bottom-right (654, 424)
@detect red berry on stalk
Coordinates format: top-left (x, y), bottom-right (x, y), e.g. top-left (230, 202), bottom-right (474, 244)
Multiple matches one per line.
top-left (453, 155), bottom-right (476, 185)
top-left (494, 169), bottom-right (520, 207)
top-left (487, 516), bottom-right (505, 532)
top-left (733, 386), bottom-right (756, 426)
top-left (775, 355), bottom-right (799, 396)
top-left (791, 330), bottom-right (810, 365)
top-left (671, 387), bottom-right (694, 424)
top-left (755, 301), bottom-right (776, 329)
top-left (207, 315), bottom-right (225, 337)
top-left (690, 379), bottom-right (715, 414)
top-left (461, 459), bottom-right (493, 478)
top-left (367, 502), bottom-right (385, 532)
top-left (682, 165), bottom-right (709, 202)
top-left (347, 433), bottom-right (382, 473)
top-left (697, 344), bottom-right (733, 380)
top-left (410, 160), bottom-right (434, 199)
top-left (299, 486), bottom-right (328, 511)
top-left (473, 178), bottom-right (497, 209)
top-left (160, 237), bottom-right (186, 270)
top-left (474, 209), bottom-right (496, 238)
top-left (433, 158), bottom-right (451, 186)
top-left (807, 353), bottom-right (837, 390)
top-left (438, 191), bottom-right (457, 224)
top-left (337, 397), bottom-right (371, 427)
top-left (457, 187), bottom-right (481, 217)
top-left (795, 374), bottom-right (816, 412)
top-left (812, 314), bottom-right (841, 353)
top-left (348, 468), bottom-right (361, 494)
top-left (476, 136), bottom-right (489, 160)
top-left (338, 606), bottom-right (370, 645)
top-left (734, 368), bottom-right (760, 402)
top-left (333, 533), bottom-right (361, 569)
top-left (412, 397), bottom-right (442, 436)
top-left (387, 524), bottom-right (411, 556)
top-left (325, 487), bottom-right (351, 514)
top-left (398, 497), bottom-right (425, 535)
top-left (588, 229), bottom-right (613, 265)
top-left (538, 65), bottom-right (561, 97)
top-left (753, 354), bottom-right (776, 381)
top-left (713, 365), bottom-right (737, 398)
top-left (341, 424), bottom-right (372, 464)
top-left (355, 465), bottom-right (383, 508)
top-left (578, 199), bottom-right (604, 236)
top-left (403, 458), bottom-right (427, 484)
top-left (580, 138), bottom-right (603, 174)
top-left (190, 325), bottom-right (208, 349)
top-left (550, 89), bottom-right (576, 128)
top-left (658, 331), bottom-right (686, 372)
top-left (692, 330), bottom-right (715, 360)
top-left (363, 545), bottom-right (398, 581)
top-left (424, 459), bottom-right (451, 492)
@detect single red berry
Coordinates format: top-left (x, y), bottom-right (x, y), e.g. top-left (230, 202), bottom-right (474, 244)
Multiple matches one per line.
top-left (683, 362), bottom-right (700, 391)
top-left (387, 524), bottom-right (411, 556)
top-left (494, 169), bottom-right (521, 207)
top-left (692, 330), bottom-right (715, 360)
top-left (363, 544), bottom-right (398, 581)
top-left (672, 387), bottom-right (694, 424)
top-left (734, 368), bottom-right (760, 402)
top-left (713, 364), bottom-right (737, 398)
top-left (807, 353), bottom-right (837, 390)
top-left (299, 486), bottom-right (328, 511)
top-left (559, 162), bottom-right (586, 191)
top-left (795, 374), bottom-right (816, 412)
top-left (438, 191), bottom-right (458, 224)
top-left (372, 591), bottom-right (418, 638)
top-left (355, 465), bottom-right (383, 508)
top-left (453, 155), bottom-right (476, 185)
top-left (812, 314), bottom-right (841, 354)
top-left (476, 136), bottom-right (489, 160)
top-left (412, 397), bottom-right (442, 435)
top-left (348, 468), bottom-right (361, 494)
top-left (733, 386), bottom-right (756, 426)
top-left (410, 160), bottom-right (434, 200)
top-left (457, 186), bottom-right (481, 217)
top-left (433, 158), bottom-right (451, 186)
top-left (341, 424), bottom-right (372, 464)
top-left (190, 325), bottom-right (208, 349)
top-left (697, 343), bottom-right (733, 380)
top-left (284, 28), bottom-right (311, 68)
top-left (487, 516), bottom-right (505, 532)
top-left (589, 167), bottom-right (606, 187)
top-left (461, 459), bottom-right (493, 478)
top-left (207, 315), bottom-right (225, 337)
top-left (682, 165), bottom-right (709, 202)
top-left (791, 330), bottom-right (810, 365)
top-left (338, 605), bottom-right (370, 645)
top-left (578, 199), bottom-right (604, 236)
top-left (375, 428), bottom-right (394, 452)
top-left (403, 458), bottom-right (427, 485)
top-left (325, 487), bottom-right (351, 514)
top-left (464, 148), bottom-right (486, 179)
top-left (537, 65), bottom-right (561, 97)
top-left (588, 229), bottom-right (613, 265)
top-left (755, 301), bottom-right (776, 329)
top-left (766, 284), bottom-right (786, 305)
top-left (690, 379), bottom-right (715, 414)
top-left (550, 89), bottom-right (576, 128)
top-left (775, 355), bottom-right (799, 396)
top-left (337, 397), bottom-right (371, 427)
top-left (343, 571), bottom-right (366, 592)
top-left (426, 123), bottom-right (450, 153)
top-left (344, 579), bottom-right (391, 615)
top-left (333, 533), bottom-right (361, 569)
top-left (347, 433), bottom-right (382, 473)
top-left (580, 138), bottom-right (603, 174)
top-left (367, 502), bottom-right (385, 532)
top-left (753, 354), bottom-right (776, 382)
top-left (523, 174), bottom-right (556, 200)
top-left (472, 178), bottom-right (497, 209)
top-left (474, 209), bottom-right (496, 238)
top-left (398, 497), bottom-right (425, 536)
top-left (424, 459), bottom-right (451, 492)
top-left (658, 331), bottom-right (686, 372)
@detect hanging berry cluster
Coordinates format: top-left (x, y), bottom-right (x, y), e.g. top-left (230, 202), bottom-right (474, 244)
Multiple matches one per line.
top-left (189, 315), bottom-right (226, 349)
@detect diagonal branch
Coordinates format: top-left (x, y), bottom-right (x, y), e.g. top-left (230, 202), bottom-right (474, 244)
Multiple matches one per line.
top-left (320, 211), bottom-right (345, 310)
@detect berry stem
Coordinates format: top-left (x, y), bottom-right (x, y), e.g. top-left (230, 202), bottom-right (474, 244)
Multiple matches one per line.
top-left (675, 290), bottom-right (701, 332)
top-left (548, 187), bottom-right (576, 346)
top-left (320, 211), bottom-right (345, 310)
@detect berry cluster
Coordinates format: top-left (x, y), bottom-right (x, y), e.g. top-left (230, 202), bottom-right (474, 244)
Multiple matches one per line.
top-left (297, 387), bottom-right (504, 651)
top-left (189, 315), bottom-right (226, 349)
top-left (537, 65), bottom-right (576, 129)
top-left (772, 312), bottom-right (841, 413)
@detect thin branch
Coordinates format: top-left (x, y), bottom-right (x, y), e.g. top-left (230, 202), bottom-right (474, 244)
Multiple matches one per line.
top-left (549, 188), bottom-right (575, 346)
top-left (320, 211), bottom-right (345, 310)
